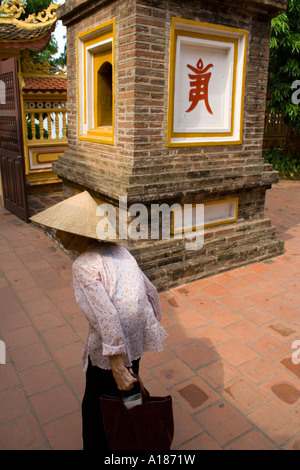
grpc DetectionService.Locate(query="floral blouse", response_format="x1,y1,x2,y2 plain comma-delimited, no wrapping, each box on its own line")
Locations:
72,242,167,371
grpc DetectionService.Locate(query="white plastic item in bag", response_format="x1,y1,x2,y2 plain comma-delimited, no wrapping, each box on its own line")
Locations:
123,393,142,409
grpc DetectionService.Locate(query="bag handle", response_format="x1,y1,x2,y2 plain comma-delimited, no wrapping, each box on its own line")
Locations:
120,374,150,402
131,373,150,401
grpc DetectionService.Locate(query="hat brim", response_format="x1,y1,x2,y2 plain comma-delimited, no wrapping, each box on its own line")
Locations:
30,191,117,241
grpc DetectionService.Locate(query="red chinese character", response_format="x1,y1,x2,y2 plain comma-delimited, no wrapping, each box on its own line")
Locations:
186,58,213,114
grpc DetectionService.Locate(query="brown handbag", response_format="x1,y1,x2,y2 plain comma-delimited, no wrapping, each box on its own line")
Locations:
99,376,174,450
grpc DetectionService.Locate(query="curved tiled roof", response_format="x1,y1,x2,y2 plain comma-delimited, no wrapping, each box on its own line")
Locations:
0,18,56,41
0,2,58,51
23,76,67,93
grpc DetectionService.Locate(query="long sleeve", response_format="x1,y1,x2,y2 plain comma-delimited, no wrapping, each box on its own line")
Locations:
72,243,167,371
73,276,127,357
142,272,162,322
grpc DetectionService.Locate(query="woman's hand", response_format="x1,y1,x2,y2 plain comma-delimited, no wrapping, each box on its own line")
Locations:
109,355,137,391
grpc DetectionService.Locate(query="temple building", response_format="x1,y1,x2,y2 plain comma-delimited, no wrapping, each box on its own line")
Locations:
0,1,67,221
56,0,285,289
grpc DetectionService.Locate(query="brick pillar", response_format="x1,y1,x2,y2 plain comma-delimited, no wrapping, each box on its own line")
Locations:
54,0,286,290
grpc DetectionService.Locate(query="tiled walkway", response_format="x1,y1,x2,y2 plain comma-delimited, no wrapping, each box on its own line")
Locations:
0,180,300,450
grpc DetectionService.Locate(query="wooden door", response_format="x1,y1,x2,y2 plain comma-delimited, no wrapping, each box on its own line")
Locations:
0,57,29,222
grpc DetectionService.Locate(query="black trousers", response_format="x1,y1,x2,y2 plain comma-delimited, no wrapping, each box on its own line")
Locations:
82,357,140,450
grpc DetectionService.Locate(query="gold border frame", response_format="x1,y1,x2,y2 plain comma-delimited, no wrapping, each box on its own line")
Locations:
172,197,239,234
171,30,238,139
167,18,248,147
77,19,115,146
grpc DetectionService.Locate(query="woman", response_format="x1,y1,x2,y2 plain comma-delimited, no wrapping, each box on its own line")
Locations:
30,191,167,450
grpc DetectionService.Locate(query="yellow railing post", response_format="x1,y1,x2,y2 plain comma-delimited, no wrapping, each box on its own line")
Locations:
55,111,60,139
39,112,43,140
24,103,68,144
62,109,67,138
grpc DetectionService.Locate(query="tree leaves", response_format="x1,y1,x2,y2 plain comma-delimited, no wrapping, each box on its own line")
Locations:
22,0,66,72
267,0,300,133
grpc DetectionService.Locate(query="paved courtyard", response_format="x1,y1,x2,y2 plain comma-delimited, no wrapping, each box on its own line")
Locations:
0,179,300,450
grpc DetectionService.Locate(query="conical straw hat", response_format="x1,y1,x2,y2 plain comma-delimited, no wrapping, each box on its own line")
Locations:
30,191,103,240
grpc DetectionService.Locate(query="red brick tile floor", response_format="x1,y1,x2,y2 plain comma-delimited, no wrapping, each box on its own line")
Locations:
0,180,300,450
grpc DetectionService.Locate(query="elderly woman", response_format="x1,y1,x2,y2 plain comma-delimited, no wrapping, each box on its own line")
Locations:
31,191,167,450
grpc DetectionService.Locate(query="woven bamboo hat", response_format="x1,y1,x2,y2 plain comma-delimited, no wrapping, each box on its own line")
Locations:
30,191,103,240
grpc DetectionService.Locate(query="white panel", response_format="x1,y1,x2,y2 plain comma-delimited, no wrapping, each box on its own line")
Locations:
174,37,234,134
204,200,237,225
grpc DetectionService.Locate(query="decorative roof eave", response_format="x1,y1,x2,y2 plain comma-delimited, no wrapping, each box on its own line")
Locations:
0,14,57,29
0,1,58,51
0,29,53,51
22,89,67,95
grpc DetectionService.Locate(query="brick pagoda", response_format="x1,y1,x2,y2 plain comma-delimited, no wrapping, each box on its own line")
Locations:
54,0,285,290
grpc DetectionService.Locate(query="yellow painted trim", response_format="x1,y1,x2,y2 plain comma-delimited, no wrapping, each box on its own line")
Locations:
77,19,115,145
26,147,67,174
167,139,243,147
171,17,248,37
83,29,114,126
27,169,60,177
82,29,113,49
0,51,19,60
87,127,113,137
170,31,238,139
77,19,115,40
27,178,62,185
0,16,57,30
167,19,176,146
167,17,248,147
239,31,248,145
171,197,239,234
168,28,237,140
203,197,239,228
78,134,115,145
25,142,68,149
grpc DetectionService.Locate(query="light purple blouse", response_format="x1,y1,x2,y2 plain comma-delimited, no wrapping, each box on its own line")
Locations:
72,242,167,371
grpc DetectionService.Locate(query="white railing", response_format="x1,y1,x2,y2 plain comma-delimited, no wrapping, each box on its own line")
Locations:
24,102,68,143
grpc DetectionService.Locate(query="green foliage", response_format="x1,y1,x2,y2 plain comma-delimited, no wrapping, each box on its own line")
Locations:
267,0,300,133
23,0,51,15
263,148,300,178
27,114,48,140
22,0,66,72
29,35,65,73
